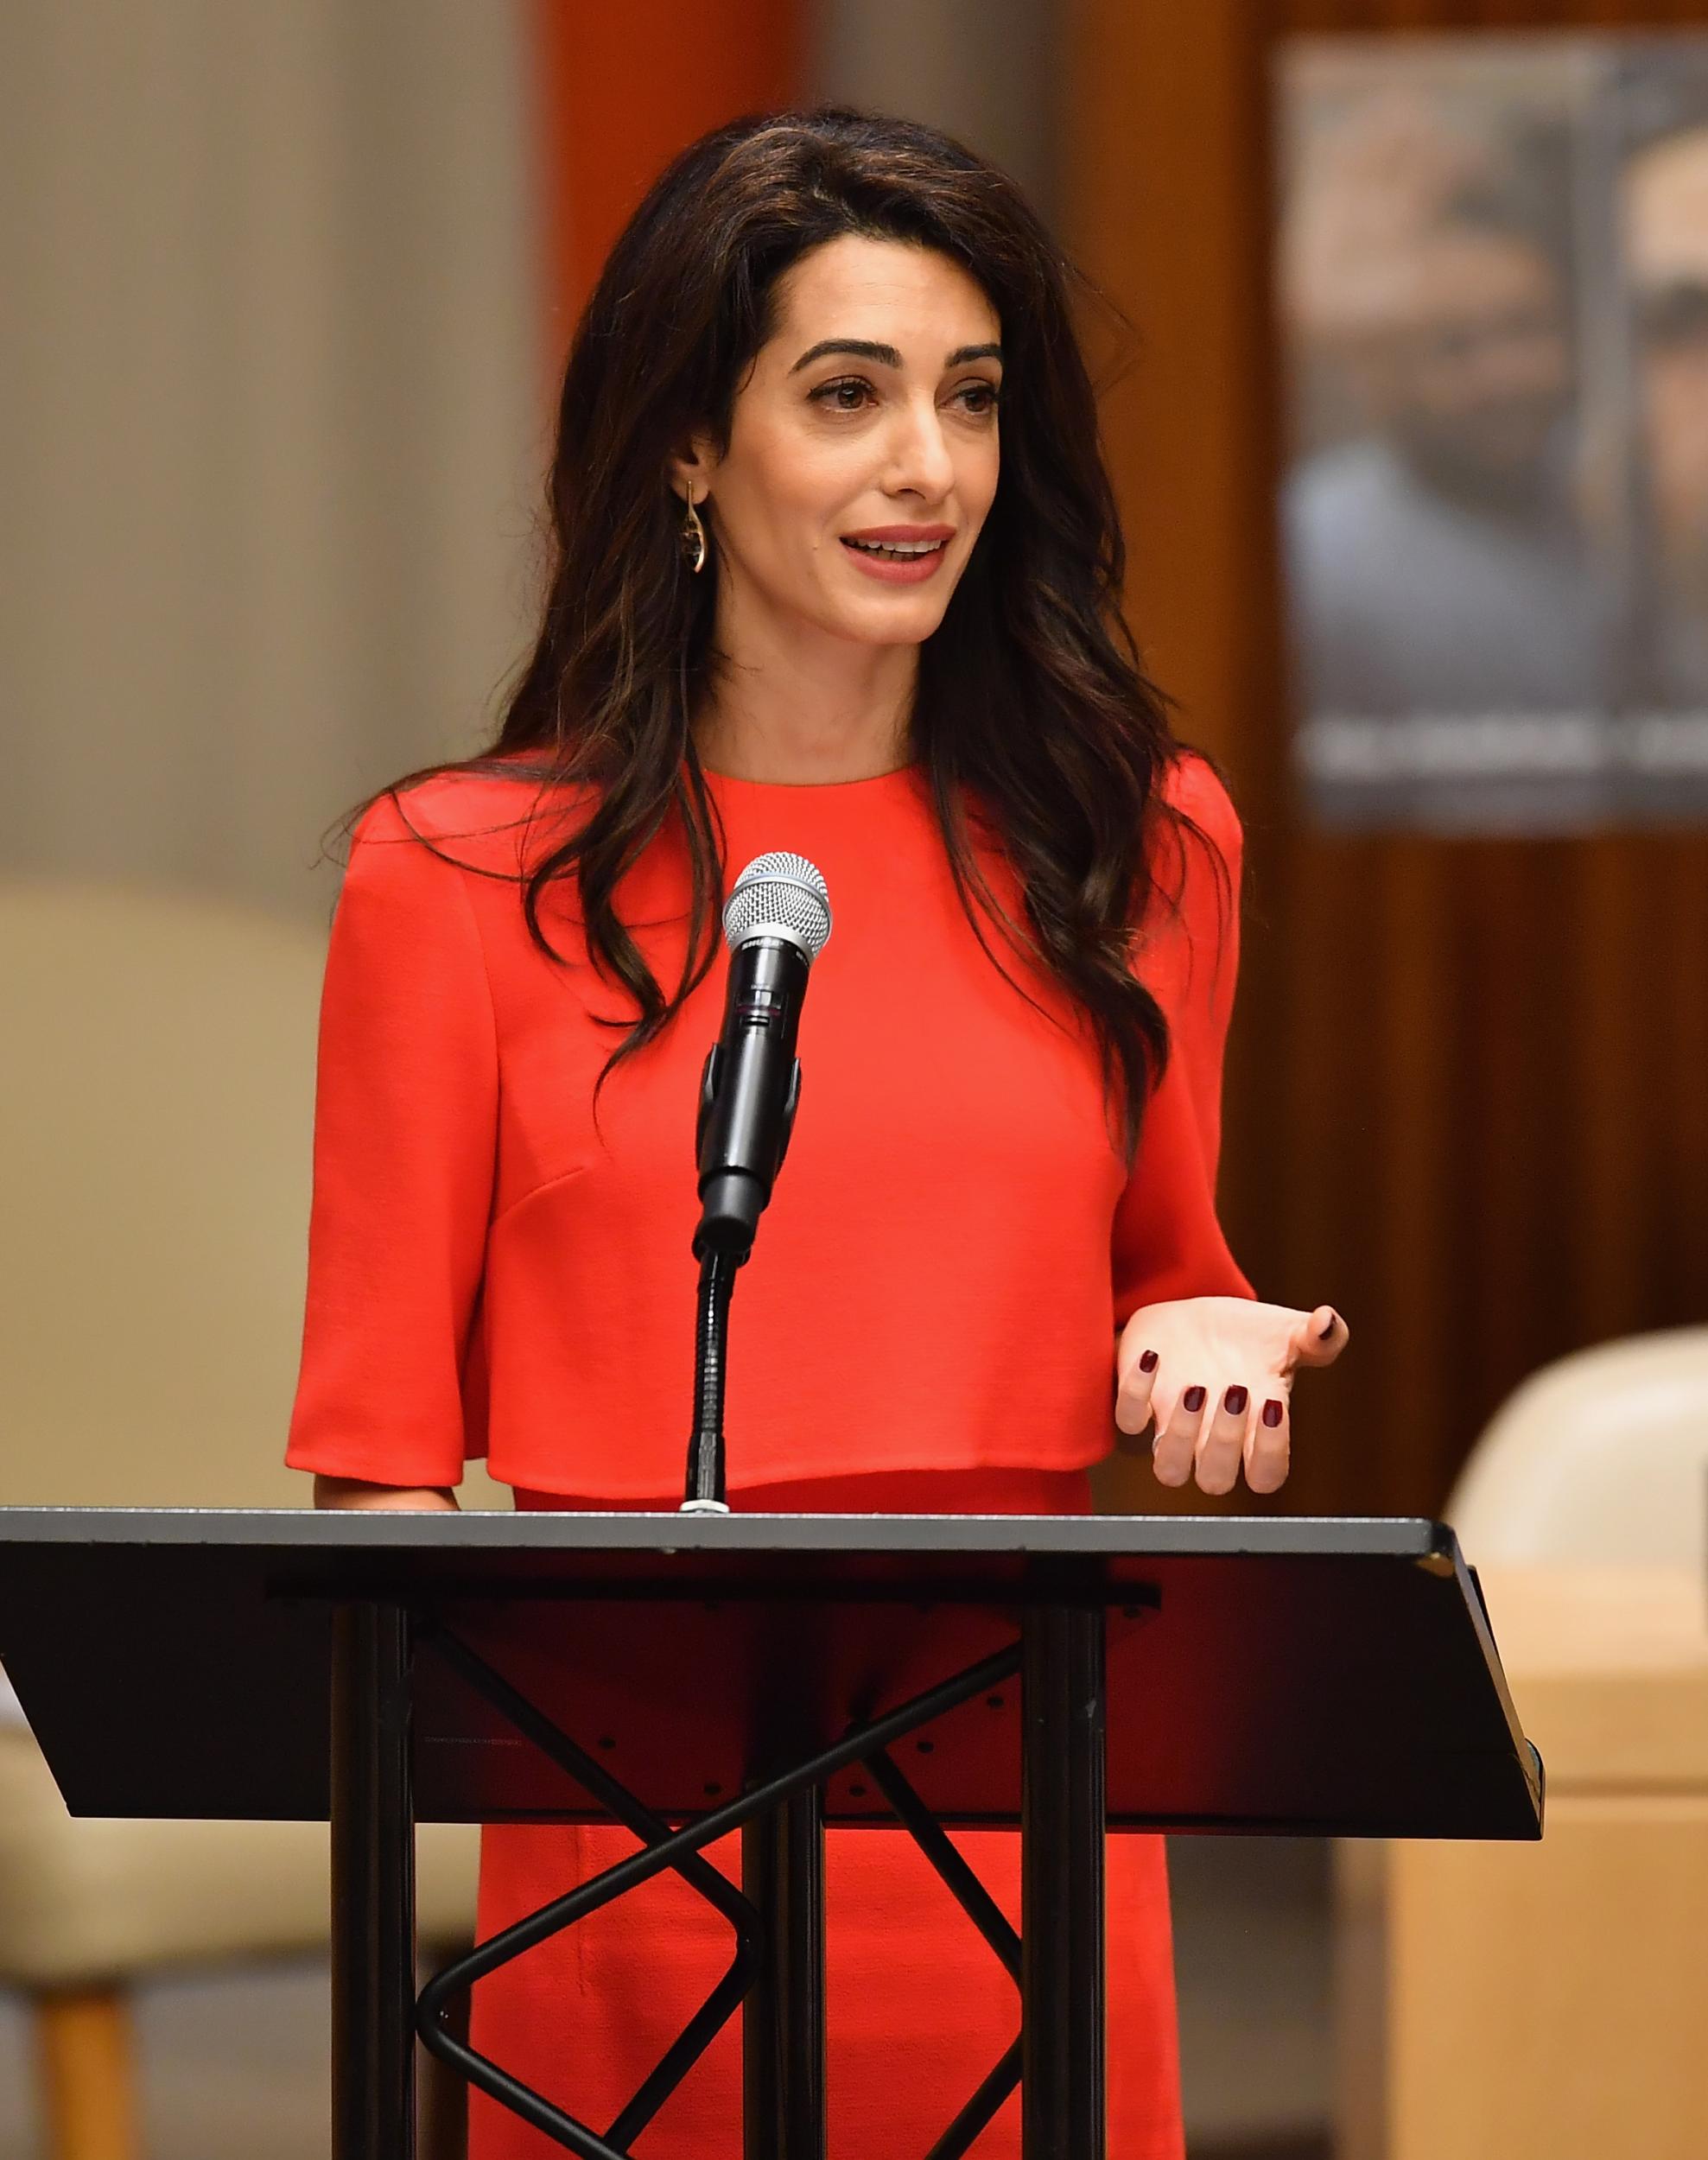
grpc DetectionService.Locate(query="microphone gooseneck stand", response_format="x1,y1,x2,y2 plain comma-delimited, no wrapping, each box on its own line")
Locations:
682,1243,740,1515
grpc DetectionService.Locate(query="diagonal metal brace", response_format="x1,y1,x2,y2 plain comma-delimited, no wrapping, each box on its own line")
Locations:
416,1623,759,2156
415,1625,1023,2155
860,1744,1024,2158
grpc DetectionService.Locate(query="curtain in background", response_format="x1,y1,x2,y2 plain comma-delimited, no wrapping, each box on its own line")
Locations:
0,0,544,923
534,0,801,332
809,0,1061,225
530,0,1051,337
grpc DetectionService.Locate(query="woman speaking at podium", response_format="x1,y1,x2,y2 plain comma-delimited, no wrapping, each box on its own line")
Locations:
286,105,1347,2160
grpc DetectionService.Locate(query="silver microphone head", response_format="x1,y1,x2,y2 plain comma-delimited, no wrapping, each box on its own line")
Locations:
722,851,832,961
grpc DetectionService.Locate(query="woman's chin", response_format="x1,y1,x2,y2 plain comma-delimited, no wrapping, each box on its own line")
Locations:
823,588,949,644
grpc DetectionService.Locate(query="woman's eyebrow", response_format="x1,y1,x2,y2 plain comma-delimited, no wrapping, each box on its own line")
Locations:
788,339,1004,373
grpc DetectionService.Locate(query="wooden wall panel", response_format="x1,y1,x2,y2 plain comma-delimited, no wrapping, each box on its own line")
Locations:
1069,0,1708,1516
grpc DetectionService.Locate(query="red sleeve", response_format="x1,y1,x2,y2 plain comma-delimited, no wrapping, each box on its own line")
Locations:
284,790,498,1487
1110,752,1254,1325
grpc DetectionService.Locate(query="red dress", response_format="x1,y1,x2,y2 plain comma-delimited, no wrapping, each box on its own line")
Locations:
286,748,1250,2157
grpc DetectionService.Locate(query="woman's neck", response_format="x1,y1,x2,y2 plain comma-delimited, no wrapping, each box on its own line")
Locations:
691,702,915,785
692,599,917,783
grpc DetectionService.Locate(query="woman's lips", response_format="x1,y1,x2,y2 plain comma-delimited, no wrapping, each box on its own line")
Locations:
839,537,949,584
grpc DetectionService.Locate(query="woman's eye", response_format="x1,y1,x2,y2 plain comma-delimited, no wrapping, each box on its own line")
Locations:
810,378,1001,416
813,378,873,412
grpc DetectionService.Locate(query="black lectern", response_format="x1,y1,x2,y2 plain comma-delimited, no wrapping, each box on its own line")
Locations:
0,1509,1542,2160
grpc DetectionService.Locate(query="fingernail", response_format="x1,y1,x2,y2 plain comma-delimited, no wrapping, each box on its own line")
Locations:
1318,1312,1339,1340
1223,1384,1248,1415
1139,1348,1159,1372
1262,1398,1284,1426
1183,1384,1206,1414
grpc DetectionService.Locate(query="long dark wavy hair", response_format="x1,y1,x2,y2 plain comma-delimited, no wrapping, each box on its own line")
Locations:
340,103,1230,1168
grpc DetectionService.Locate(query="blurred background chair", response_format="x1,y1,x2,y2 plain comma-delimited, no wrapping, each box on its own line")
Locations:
0,880,490,2160
1444,1325,1708,1569
1337,1326,1708,2160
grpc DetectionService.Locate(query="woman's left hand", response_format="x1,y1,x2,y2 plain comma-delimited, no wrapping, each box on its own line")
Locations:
1114,1297,1349,1496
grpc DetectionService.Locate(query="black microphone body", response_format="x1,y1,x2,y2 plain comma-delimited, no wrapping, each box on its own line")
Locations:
693,933,807,1260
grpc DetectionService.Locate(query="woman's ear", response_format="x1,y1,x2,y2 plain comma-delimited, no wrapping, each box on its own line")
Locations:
668,435,717,503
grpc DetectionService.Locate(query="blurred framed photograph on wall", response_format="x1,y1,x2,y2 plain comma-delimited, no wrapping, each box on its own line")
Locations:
1275,33,1708,833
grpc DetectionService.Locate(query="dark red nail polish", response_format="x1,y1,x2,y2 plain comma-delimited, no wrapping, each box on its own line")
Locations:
1183,1384,1206,1414
1139,1348,1159,1372
1223,1384,1248,1415
1262,1398,1283,1427
1318,1312,1339,1340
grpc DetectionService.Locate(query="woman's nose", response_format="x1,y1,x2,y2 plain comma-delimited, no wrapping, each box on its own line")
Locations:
881,402,957,499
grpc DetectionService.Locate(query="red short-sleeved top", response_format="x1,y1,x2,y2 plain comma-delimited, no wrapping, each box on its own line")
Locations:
283,749,1252,1496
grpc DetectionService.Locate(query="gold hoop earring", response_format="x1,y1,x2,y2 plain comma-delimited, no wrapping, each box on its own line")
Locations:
680,486,708,575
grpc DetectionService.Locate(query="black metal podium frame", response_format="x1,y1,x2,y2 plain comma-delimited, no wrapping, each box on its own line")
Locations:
0,1509,1544,2160
337,1601,1106,2160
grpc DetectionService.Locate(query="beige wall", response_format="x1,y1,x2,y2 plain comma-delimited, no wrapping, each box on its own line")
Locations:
0,1,541,1519
0,0,545,926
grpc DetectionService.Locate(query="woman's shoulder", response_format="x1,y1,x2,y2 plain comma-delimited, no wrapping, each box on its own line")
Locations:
1149,745,1241,901
350,750,597,877
1158,746,1241,858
